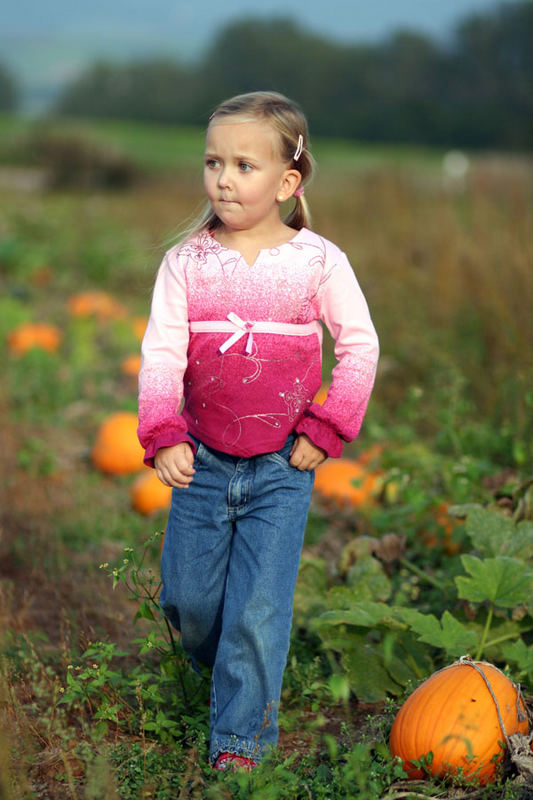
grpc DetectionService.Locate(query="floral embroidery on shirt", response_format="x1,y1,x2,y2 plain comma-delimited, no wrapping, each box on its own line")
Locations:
139,228,379,459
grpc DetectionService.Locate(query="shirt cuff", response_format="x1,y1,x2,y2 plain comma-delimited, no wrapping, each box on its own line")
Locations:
295,404,344,458
143,430,196,468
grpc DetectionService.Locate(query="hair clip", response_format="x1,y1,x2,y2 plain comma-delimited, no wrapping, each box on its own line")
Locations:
293,134,304,161
293,185,305,197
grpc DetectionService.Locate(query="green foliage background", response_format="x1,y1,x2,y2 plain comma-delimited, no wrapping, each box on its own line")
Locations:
0,112,532,797
55,2,533,149
3,1,532,149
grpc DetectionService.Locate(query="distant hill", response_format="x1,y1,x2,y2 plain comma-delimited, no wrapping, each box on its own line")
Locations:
0,33,200,112
0,0,503,112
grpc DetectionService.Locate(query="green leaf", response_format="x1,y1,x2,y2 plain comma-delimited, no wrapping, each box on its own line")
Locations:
326,576,390,608
346,555,392,602
448,503,483,519
94,703,120,722
293,557,328,626
400,608,477,656
326,585,373,607
328,673,351,703
456,555,533,608
483,619,527,659
501,639,533,674
341,637,403,701
134,600,156,622
465,508,515,556
66,670,77,687
386,634,433,685
313,601,408,632
316,630,362,655
507,521,533,560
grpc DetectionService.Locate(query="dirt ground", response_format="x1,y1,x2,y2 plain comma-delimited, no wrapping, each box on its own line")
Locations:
3,395,533,800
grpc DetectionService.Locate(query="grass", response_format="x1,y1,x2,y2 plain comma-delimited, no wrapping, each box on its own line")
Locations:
0,111,451,174
0,112,532,797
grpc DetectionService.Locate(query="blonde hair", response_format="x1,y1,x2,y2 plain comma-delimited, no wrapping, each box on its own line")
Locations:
180,91,315,242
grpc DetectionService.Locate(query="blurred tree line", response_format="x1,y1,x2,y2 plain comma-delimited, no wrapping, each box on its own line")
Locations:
3,0,532,148
0,63,18,111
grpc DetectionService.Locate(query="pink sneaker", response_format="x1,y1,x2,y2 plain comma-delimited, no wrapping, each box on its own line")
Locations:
213,752,258,772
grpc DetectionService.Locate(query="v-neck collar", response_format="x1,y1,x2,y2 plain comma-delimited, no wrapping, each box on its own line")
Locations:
208,227,307,268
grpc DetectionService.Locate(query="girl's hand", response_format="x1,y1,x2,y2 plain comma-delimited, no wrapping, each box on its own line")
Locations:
289,434,327,471
154,442,195,488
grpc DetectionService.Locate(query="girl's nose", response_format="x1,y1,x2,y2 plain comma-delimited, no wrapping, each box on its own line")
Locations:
217,168,231,189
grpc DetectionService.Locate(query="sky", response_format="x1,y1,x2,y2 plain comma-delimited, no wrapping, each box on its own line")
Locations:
1,0,506,111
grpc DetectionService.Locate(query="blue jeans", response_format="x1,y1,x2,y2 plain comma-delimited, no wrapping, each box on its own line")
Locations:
160,434,315,764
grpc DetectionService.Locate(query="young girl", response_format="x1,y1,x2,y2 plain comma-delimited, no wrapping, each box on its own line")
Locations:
137,91,379,771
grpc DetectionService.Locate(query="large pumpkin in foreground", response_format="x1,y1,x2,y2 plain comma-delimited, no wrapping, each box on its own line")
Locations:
91,412,145,475
390,659,529,785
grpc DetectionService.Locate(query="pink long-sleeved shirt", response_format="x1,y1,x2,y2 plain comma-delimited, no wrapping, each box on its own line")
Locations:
138,227,379,464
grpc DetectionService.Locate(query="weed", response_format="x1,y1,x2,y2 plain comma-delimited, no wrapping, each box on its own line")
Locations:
1,132,532,798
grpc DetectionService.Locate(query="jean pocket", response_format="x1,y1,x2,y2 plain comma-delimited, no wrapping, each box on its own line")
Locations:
188,435,206,465
264,435,296,470
265,451,291,469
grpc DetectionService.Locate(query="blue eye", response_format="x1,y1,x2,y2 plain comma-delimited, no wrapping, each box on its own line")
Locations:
205,158,219,169
239,162,252,172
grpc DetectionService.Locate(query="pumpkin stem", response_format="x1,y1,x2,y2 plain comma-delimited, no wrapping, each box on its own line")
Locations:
399,558,446,591
475,603,494,662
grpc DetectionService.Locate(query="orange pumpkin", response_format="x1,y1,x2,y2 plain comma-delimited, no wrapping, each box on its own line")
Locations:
390,659,530,785
357,443,384,466
422,502,462,555
121,354,142,377
91,412,145,475
7,322,62,355
132,316,148,341
67,290,126,319
313,384,330,405
314,458,381,507
131,470,172,515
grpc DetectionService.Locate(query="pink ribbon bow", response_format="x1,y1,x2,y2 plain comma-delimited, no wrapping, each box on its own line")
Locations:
219,312,255,354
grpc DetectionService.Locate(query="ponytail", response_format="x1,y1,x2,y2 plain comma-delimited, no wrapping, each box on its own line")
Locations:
285,193,312,230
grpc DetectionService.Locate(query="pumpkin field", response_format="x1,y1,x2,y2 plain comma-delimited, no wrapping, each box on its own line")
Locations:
1,116,533,799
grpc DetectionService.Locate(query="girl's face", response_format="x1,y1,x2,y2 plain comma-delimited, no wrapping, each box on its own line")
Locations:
204,115,299,234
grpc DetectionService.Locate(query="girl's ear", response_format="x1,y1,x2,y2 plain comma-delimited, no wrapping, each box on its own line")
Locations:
276,169,302,203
